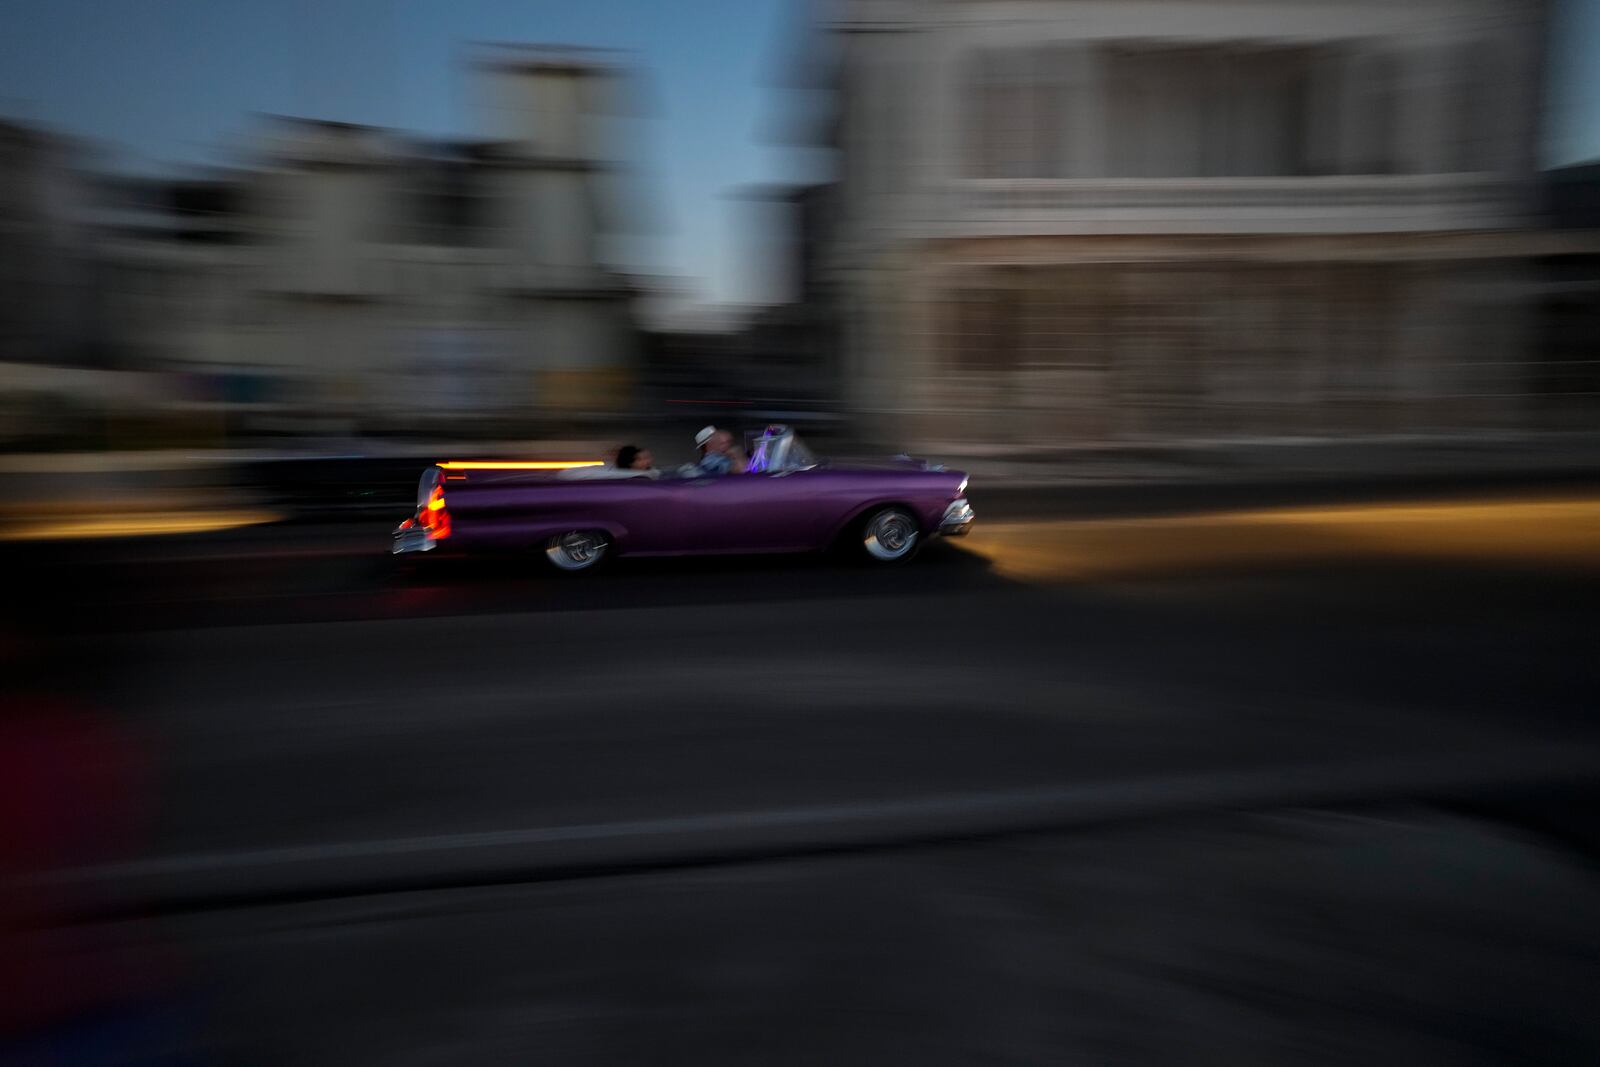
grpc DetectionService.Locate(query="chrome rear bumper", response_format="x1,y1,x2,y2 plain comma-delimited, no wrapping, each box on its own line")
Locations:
392,524,438,555
939,498,974,536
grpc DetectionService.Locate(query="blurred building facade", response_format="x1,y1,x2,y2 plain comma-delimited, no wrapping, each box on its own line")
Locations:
636,182,843,435
817,0,1590,449
2,45,639,445
0,123,99,370
726,182,842,416
1538,161,1600,407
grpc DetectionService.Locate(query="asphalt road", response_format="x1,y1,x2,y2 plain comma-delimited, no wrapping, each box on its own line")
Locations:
14,488,1600,1064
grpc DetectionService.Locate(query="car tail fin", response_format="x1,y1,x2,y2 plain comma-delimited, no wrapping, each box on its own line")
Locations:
416,467,452,540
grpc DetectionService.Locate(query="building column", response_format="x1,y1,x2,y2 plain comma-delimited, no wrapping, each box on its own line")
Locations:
901,257,945,447
1398,262,1449,434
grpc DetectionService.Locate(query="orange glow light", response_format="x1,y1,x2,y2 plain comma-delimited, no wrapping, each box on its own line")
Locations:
419,483,451,539
436,461,604,471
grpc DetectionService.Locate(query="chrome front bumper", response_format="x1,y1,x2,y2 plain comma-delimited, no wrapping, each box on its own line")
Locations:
392,524,438,555
939,498,974,536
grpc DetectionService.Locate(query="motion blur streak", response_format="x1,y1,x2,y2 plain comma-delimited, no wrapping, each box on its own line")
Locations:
435,461,605,471
966,495,1600,581
0,509,280,542
2,0,1599,1060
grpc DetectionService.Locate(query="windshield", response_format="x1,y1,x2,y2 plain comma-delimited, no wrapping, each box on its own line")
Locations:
745,425,816,474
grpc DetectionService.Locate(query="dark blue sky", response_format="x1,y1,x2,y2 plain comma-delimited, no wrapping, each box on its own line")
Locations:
1547,0,1600,167
3,0,1596,306
0,0,812,306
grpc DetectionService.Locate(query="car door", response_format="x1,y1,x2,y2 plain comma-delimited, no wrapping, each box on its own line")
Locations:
666,471,822,554
604,477,690,554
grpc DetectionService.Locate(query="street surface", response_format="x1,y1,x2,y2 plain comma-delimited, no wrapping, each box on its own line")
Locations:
16,486,1600,1064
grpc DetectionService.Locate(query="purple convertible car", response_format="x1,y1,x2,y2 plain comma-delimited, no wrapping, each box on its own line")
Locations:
392,425,973,571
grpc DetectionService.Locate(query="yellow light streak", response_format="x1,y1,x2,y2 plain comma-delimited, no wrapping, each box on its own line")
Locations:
2,510,282,542
436,461,604,471
959,496,1600,582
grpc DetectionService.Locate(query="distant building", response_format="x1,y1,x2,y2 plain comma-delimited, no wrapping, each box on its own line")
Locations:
813,0,1592,449
635,182,842,433
727,182,841,415
69,44,642,439
0,121,99,369
1535,162,1600,420
1546,161,1600,230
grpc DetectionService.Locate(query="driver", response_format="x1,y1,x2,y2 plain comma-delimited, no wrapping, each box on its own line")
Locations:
691,426,746,476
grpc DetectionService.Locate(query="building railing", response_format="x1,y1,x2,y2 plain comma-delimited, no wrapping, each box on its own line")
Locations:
918,174,1527,235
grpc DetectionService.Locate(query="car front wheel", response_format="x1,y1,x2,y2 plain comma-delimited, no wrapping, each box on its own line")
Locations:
545,530,610,572
860,507,920,564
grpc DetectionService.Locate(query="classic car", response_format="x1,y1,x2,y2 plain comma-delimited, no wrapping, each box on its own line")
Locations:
392,425,973,571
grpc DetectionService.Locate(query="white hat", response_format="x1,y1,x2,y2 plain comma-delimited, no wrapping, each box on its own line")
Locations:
695,425,717,448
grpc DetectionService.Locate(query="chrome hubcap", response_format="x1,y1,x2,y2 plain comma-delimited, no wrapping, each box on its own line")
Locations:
548,530,608,570
864,510,917,561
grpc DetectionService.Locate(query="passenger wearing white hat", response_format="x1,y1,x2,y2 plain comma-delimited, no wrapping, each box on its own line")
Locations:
689,425,745,476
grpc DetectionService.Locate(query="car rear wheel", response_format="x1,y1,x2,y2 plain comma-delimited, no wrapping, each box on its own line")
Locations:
860,507,920,564
545,530,610,572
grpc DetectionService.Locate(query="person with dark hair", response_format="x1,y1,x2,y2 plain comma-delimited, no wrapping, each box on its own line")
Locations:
559,444,657,480
615,444,655,472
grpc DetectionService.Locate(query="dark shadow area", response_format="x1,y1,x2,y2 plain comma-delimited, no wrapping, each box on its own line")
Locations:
17,534,1012,634
104,807,1600,1065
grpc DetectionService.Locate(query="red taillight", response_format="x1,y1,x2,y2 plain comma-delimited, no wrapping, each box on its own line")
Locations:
418,482,451,539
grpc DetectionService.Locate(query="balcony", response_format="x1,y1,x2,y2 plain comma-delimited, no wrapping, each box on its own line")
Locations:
919,174,1525,238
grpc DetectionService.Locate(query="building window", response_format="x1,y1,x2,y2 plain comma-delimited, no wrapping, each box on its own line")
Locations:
397,165,485,247
969,51,1029,178
968,49,1074,179
951,287,1019,374
1341,48,1398,176
964,42,1401,179
1104,44,1317,178
1446,40,1497,173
